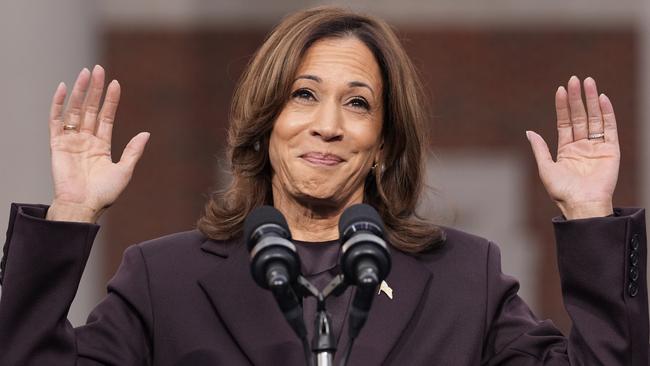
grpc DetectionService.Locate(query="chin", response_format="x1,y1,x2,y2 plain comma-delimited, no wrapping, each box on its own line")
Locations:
296,188,338,202
293,186,344,207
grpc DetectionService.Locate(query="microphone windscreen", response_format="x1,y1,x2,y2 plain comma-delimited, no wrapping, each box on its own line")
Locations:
243,206,290,251
338,204,384,239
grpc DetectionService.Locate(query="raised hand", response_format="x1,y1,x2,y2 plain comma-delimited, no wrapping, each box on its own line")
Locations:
527,76,620,219
47,65,150,223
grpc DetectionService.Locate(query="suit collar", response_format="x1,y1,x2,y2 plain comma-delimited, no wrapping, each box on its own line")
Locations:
336,249,432,365
198,239,432,365
199,236,234,258
198,241,306,365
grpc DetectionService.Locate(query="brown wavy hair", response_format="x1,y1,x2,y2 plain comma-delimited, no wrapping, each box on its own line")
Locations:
197,6,445,253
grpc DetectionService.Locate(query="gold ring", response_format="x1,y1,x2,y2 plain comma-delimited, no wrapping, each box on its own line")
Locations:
63,124,77,131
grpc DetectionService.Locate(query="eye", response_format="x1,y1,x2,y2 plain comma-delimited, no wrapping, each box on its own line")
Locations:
348,97,370,110
291,88,316,102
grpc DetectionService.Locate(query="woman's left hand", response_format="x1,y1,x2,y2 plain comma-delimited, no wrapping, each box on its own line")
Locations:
526,76,620,220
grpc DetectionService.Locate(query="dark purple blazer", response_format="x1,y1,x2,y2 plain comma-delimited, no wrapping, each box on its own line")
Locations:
0,203,647,365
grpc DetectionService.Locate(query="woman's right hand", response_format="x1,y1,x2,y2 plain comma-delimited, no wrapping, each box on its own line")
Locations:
46,65,150,223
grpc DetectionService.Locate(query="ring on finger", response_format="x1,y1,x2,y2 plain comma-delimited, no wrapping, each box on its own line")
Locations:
63,123,78,131
588,132,605,140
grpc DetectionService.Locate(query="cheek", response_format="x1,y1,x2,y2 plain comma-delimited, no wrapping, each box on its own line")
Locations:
271,109,310,149
268,136,293,180
274,104,310,132
268,113,303,173
348,122,382,154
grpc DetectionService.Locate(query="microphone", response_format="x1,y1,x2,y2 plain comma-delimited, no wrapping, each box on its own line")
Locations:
339,204,391,339
244,206,306,340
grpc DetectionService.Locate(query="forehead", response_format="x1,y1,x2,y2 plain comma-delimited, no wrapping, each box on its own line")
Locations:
296,37,382,90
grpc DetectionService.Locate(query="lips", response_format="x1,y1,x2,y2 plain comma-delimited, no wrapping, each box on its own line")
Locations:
300,152,345,166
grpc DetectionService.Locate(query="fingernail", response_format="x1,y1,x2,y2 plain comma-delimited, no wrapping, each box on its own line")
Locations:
93,64,101,72
556,86,564,93
525,131,531,140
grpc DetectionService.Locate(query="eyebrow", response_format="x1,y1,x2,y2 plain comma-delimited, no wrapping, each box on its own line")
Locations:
294,74,375,96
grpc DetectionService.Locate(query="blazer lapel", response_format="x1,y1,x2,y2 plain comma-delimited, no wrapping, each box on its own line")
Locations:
198,239,432,366
336,250,432,365
198,239,305,366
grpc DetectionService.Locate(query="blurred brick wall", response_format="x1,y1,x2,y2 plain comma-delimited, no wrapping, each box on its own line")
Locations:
103,27,637,332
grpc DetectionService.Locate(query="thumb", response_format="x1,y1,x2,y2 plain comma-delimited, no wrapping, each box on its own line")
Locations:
525,130,553,171
118,132,150,172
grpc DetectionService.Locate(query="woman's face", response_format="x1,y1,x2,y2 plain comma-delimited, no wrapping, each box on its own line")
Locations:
269,37,383,208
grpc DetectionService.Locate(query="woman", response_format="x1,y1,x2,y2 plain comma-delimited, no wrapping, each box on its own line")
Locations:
0,6,647,366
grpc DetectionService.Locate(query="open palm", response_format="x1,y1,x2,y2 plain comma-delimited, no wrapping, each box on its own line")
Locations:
527,76,619,219
48,66,149,222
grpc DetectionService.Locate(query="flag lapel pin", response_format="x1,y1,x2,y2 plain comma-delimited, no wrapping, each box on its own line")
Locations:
378,280,394,299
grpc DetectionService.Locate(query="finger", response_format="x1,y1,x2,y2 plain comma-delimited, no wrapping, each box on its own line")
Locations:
567,76,588,140
526,130,554,171
555,86,573,149
79,65,105,134
64,68,91,132
583,77,604,136
599,93,619,144
49,82,67,138
118,132,150,173
96,80,121,144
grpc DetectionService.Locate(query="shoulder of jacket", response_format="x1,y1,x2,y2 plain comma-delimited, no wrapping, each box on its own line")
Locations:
410,226,493,266
134,229,208,255
440,226,492,248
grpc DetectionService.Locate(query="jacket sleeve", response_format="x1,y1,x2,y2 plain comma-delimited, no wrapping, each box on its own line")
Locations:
0,203,153,366
483,207,648,365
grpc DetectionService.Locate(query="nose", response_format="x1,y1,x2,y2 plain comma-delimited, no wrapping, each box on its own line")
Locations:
310,100,343,142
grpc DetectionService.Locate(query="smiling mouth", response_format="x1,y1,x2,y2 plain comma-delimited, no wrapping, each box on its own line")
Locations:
300,152,345,166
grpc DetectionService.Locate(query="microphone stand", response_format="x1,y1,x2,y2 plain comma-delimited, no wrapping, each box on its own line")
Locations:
313,295,334,365
294,275,349,366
